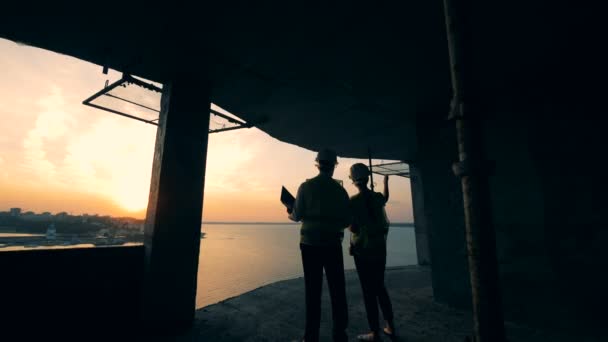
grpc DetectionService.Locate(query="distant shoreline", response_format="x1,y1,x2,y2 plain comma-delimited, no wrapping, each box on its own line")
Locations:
202,222,415,227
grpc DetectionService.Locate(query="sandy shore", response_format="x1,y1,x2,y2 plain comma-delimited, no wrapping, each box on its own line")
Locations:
173,266,598,342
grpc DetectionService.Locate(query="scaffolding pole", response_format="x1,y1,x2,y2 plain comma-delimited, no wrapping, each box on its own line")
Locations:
442,1,506,341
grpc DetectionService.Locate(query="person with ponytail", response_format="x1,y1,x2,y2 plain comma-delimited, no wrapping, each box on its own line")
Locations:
348,163,395,341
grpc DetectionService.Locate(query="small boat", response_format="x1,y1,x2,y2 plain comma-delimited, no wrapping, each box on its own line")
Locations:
111,238,126,245
46,223,57,240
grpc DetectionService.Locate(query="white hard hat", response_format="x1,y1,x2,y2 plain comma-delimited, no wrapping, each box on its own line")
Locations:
315,148,338,164
349,163,370,180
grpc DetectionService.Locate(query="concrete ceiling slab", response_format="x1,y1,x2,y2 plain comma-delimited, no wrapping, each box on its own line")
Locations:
0,2,453,161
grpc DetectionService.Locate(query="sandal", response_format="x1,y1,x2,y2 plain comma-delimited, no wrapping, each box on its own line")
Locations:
383,320,396,337
357,332,381,341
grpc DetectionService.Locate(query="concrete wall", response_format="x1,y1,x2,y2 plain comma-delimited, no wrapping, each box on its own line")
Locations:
413,104,608,335
483,108,608,334
0,246,144,336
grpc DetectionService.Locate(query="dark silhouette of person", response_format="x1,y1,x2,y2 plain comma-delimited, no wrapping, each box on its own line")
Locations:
348,163,395,341
287,148,351,342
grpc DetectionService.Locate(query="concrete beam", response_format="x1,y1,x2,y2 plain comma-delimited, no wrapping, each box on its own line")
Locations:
143,74,211,332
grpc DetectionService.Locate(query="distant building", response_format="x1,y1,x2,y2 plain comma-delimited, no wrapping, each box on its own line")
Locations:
26,212,53,222
9,208,21,217
97,228,111,238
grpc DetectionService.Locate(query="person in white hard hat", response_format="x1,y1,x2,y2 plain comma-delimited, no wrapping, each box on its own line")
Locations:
348,163,395,341
287,148,351,342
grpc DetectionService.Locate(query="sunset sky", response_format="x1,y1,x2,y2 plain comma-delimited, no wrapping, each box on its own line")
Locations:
0,38,413,222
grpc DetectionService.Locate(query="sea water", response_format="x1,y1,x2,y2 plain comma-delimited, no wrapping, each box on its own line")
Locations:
196,223,417,308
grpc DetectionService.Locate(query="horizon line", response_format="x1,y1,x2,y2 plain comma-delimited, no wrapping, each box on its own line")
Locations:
201,221,415,225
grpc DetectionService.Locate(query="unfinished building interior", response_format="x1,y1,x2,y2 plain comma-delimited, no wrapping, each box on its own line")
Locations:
0,2,606,341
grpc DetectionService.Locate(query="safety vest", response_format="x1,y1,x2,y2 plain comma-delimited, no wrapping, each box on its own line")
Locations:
296,174,351,246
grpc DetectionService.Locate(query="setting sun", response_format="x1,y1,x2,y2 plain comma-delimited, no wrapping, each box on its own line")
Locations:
112,180,149,212
113,193,148,213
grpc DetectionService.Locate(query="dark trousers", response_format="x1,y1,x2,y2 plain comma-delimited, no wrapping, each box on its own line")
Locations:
354,252,394,333
300,243,348,342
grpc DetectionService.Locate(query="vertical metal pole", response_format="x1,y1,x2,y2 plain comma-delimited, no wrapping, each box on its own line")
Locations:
442,1,506,341
368,147,375,191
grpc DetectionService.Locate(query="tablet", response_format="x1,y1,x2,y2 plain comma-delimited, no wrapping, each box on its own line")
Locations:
280,186,295,209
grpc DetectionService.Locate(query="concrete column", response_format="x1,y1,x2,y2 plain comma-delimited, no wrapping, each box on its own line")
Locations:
411,118,471,308
143,74,211,331
409,166,431,266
